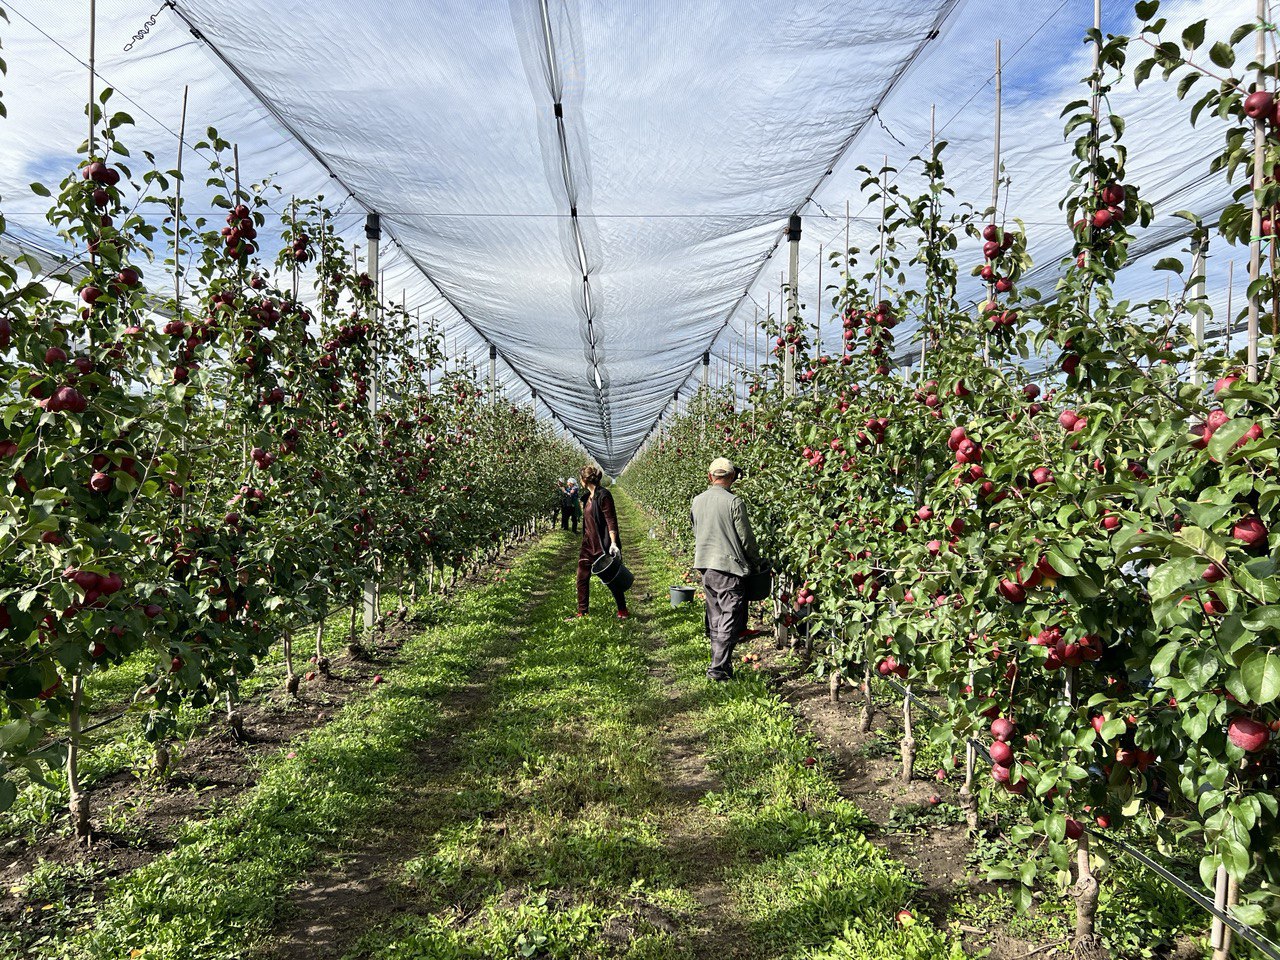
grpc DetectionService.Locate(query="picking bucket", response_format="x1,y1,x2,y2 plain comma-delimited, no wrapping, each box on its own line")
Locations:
670,585,696,607
591,552,634,593
744,569,773,602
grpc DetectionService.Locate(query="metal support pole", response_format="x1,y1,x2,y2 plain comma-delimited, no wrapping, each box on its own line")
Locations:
701,351,710,391
363,213,381,631
785,214,801,397
1247,0,1266,382
88,0,97,158
1191,234,1208,386
489,343,498,403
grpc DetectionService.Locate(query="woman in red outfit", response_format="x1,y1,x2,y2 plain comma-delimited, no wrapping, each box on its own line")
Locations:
572,465,629,619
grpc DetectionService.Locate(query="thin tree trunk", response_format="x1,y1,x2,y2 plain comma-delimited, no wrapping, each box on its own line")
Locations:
67,674,90,840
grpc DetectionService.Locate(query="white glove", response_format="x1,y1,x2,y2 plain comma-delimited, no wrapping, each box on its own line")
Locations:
609,542,620,557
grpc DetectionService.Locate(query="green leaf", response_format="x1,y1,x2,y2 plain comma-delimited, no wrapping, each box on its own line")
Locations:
28,181,50,197
1235,648,1280,704
1209,41,1235,68
1153,257,1183,273
1181,19,1206,50
1135,0,1160,21
1208,419,1250,461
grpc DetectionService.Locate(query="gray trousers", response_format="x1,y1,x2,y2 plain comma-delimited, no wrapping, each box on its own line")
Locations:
702,569,747,680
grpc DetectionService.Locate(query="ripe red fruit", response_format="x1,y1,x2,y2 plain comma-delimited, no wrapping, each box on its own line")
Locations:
1031,466,1054,486
989,740,1014,766
99,573,123,595
916,506,933,522
996,579,1025,603
1233,516,1268,549
1092,209,1114,229
1214,375,1238,396
80,286,103,304
1100,183,1124,206
89,640,108,659
1227,716,1271,752
982,223,999,242
170,656,184,673
1101,513,1121,532
1202,563,1226,583
926,539,942,556
89,471,112,493
372,674,384,685
991,717,1015,742
1065,818,1084,840
1206,409,1229,432
44,346,68,365
117,267,141,287
1244,90,1276,119
1237,423,1264,447
1058,409,1078,430
991,763,1012,784
953,380,971,398
0,316,10,350
1095,814,1112,829
144,604,163,619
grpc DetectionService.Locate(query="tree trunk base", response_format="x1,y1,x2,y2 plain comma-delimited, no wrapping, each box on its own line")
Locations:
69,792,91,841
829,671,841,704
227,712,245,742
347,642,367,661
959,786,979,832
901,735,916,782
317,656,331,677
1071,934,1108,960
285,673,300,697
152,742,171,778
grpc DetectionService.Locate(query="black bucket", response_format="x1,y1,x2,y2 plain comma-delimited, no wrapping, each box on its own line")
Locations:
744,569,773,602
670,585,696,607
591,552,634,593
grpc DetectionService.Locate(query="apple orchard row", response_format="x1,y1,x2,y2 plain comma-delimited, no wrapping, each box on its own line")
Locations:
0,106,575,828
629,7,1279,943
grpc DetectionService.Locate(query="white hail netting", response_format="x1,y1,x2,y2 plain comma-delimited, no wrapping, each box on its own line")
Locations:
0,0,1255,471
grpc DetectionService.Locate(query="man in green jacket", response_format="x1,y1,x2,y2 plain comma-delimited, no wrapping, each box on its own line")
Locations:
691,457,762,681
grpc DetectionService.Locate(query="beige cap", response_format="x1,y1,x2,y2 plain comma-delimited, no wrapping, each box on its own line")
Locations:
708,456,738,478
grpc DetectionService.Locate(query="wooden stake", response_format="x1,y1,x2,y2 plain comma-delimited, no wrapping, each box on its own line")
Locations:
1227,259,1235,356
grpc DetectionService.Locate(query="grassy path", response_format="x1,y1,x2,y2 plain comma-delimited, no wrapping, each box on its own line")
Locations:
329,492,967,960
24,497,970,960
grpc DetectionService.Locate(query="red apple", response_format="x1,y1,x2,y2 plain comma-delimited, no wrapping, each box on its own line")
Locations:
1233,516,1268,549
991,717,1016,742
1244,90,1275,119
989,740,1014,766
1227,716,1271,752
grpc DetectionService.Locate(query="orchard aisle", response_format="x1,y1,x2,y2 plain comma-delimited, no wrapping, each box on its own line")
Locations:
312,491,965,960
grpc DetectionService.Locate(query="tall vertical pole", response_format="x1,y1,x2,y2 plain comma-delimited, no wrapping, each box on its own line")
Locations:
875,157,887,305
1247,0,1266,382
174,86,189,307
921,104,936,377
88,0,97,158
1191,234,1208,386
489,343,498,403
701,351,710,391
987,41,1001,366
363,213,381,631
1227,260,1236,355
816,243,823,361
845,199,851,276
785,214,801,397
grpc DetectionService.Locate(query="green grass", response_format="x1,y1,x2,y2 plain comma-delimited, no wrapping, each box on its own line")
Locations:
17,494,977,960
12,534,576,960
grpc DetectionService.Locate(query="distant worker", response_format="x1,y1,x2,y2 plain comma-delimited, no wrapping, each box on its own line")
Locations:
561,478,581,532
691,457,761,681
571,466,630,620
